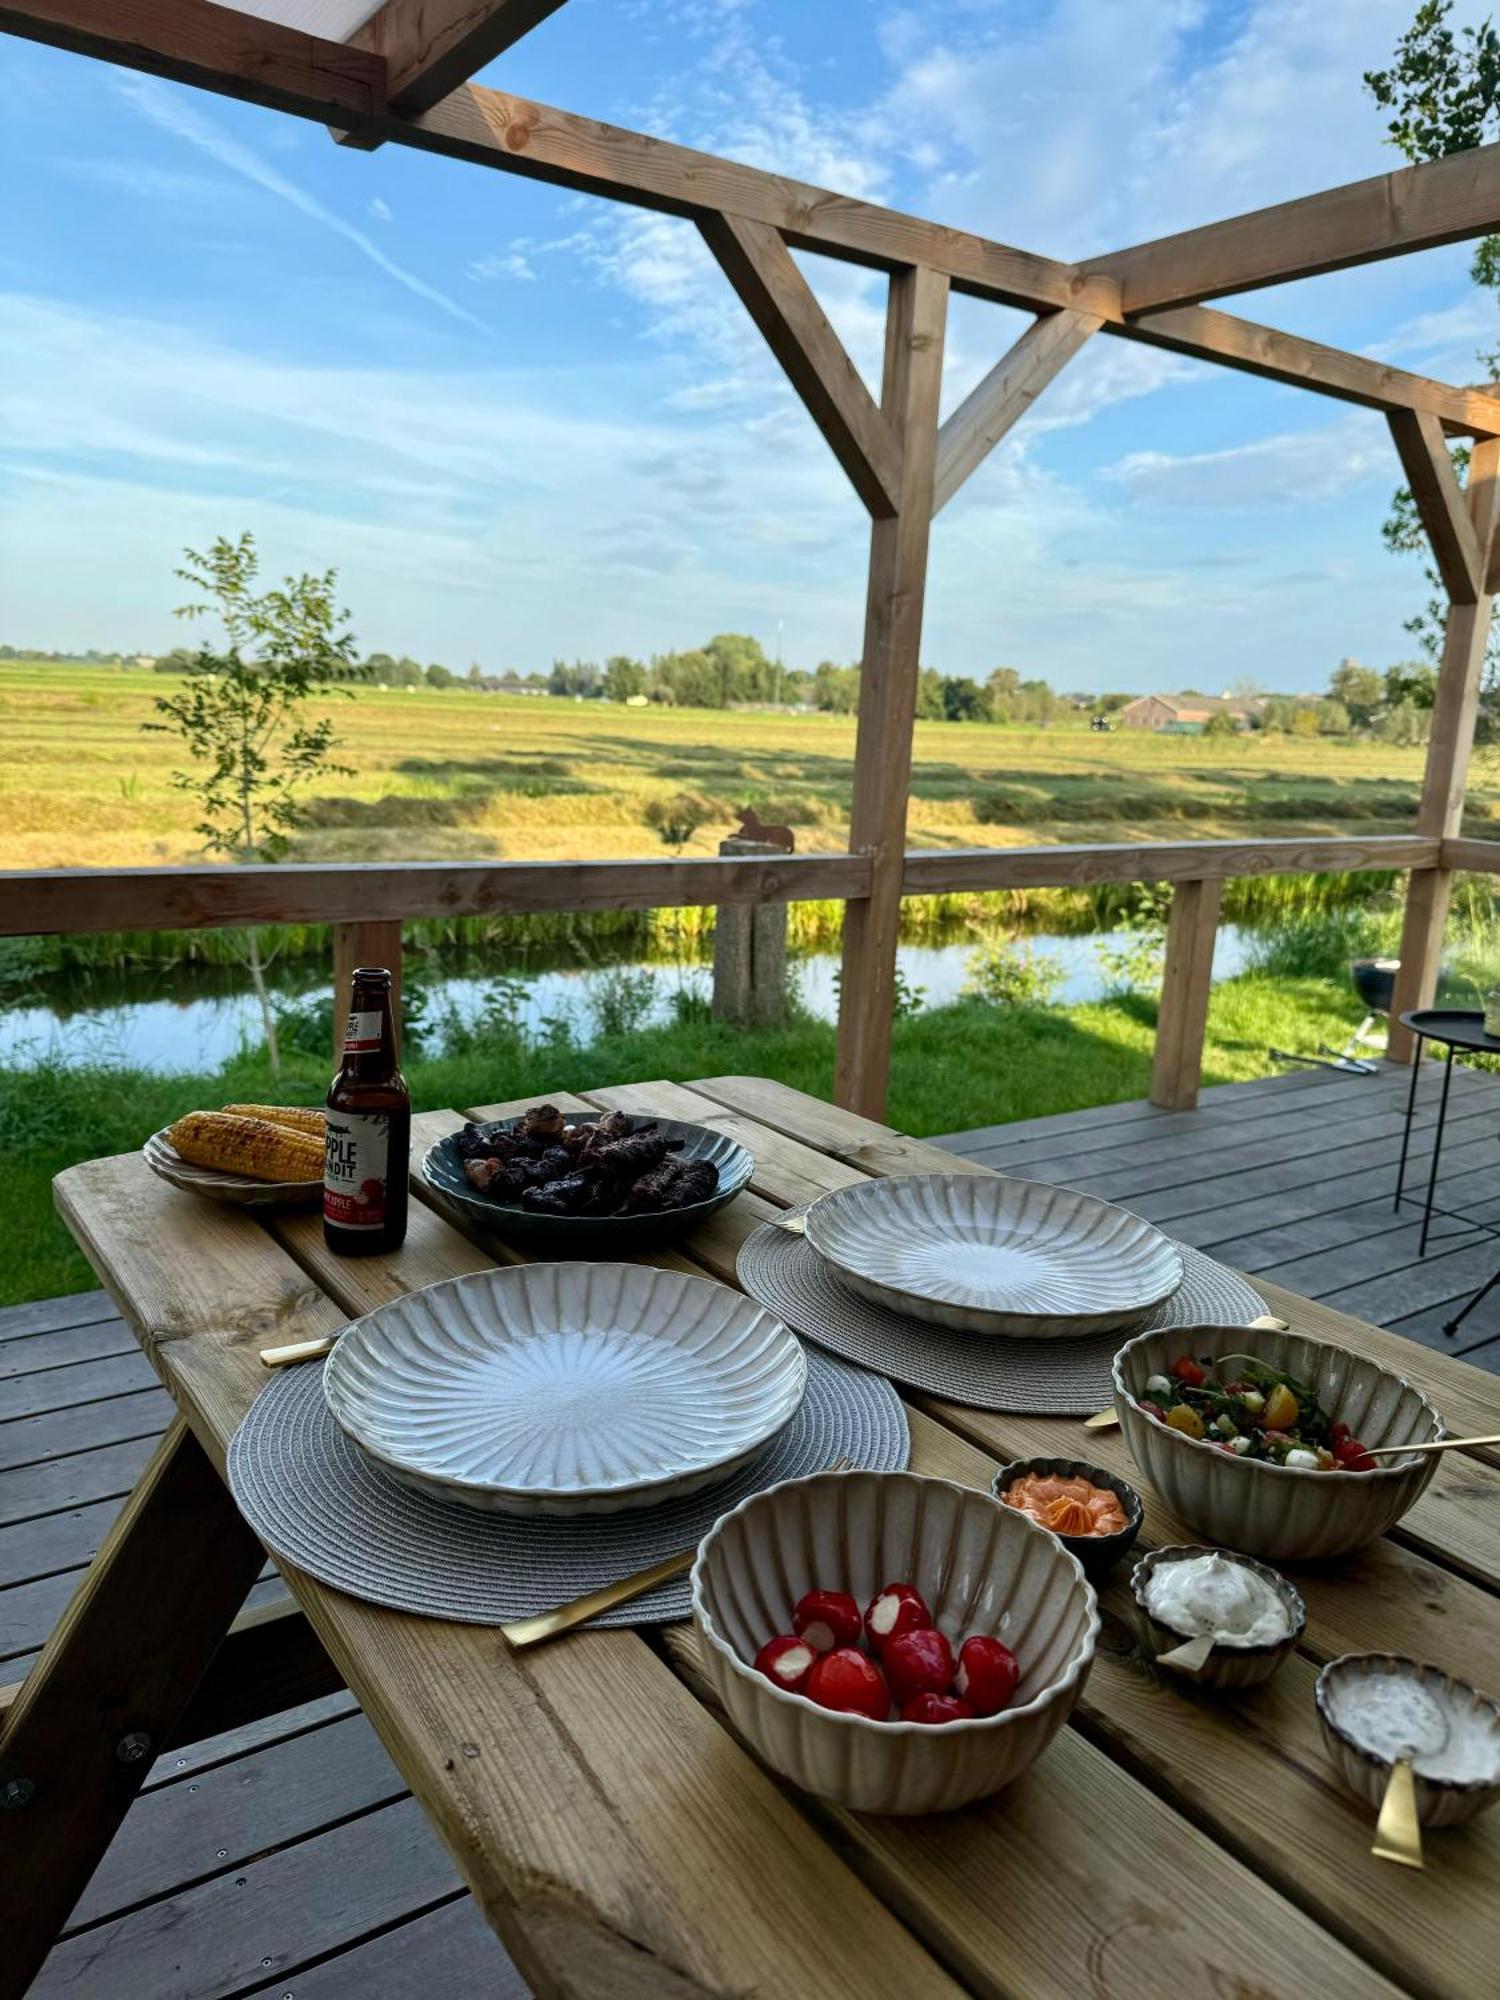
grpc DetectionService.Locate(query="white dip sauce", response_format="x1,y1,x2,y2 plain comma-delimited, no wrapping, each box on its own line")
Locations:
1330,1673,1500,1784
1144,1552,1290,1648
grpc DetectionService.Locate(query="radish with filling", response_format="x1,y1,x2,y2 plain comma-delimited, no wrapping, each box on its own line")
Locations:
865,1581,931,1649
753,1635,817,1692
792,1588,862,1654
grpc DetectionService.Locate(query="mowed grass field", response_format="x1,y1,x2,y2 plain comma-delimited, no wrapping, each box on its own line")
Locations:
5,661,1494,872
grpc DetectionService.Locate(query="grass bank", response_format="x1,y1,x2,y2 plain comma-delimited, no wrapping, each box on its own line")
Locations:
1,968,1366,1306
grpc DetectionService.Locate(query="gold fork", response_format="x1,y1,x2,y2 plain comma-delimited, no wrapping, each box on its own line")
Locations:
500,1455,855,1650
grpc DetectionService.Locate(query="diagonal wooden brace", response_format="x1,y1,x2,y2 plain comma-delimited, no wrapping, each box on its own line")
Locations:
932,307,1102,516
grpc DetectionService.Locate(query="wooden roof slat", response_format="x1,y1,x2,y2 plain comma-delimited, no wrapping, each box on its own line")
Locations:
349,0,566,114
0,0,387,125
1092,137,1500,312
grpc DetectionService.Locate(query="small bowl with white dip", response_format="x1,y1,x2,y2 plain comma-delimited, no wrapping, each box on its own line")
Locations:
1131,1545,1305,1690
1315,1654,1500,1828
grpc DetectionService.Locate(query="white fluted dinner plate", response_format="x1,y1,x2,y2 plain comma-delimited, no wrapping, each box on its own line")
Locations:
323,1262,808,1515
804,1173,1184,1338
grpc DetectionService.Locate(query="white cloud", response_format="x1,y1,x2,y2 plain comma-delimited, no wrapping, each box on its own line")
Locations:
367,196,393,223
1105,415,1394,509
468,247,539,283
117,76,487,333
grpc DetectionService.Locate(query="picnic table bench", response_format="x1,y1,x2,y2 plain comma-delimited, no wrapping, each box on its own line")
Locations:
5,1075,1500,1999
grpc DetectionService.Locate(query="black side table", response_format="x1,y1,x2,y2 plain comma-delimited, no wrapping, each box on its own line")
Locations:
1393,1008,1500,1256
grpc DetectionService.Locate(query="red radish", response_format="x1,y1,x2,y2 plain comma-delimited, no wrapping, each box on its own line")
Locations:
753,1635,817,1692
865,1581,931,1649
901,1692,975,1724
792,1589,862,1654
955,1636,1019,1716
881,1626,955,1706
804,1647,890,1721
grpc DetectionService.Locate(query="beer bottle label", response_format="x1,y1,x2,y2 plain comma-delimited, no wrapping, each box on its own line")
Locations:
343,1009,383,1054
324,1111,390,1229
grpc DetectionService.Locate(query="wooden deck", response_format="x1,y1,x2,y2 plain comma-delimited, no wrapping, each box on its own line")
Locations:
5,1058,1499,1993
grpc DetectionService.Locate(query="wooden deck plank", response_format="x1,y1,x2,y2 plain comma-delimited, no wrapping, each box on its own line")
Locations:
0,1433,158,1528
0,1496,122,1588
32,1795,466,2000
0,1387,170,1472
65,1709,409,1931
0,1319,137,1379
0,1293,119,1341
2,1572,287,1677
238,1895,521,1999
0,1349,159,1420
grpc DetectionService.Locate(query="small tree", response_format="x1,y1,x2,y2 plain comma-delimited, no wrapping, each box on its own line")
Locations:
644,792,714,853
146,533,360,1068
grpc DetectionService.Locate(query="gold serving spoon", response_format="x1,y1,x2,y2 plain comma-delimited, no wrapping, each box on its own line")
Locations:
1372,1756,1424,1870
1364,1433,1500,1458
1082,1314,1290,1429
1154,1632,1216,1674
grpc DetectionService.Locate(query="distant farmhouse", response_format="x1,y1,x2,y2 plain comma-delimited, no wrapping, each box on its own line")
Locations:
1117,691,1265,734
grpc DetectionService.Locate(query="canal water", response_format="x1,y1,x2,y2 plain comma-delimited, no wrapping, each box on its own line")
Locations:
0,925,1257,1073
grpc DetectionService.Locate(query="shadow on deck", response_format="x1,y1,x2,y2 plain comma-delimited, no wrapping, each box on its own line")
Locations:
5,1058,1499,1993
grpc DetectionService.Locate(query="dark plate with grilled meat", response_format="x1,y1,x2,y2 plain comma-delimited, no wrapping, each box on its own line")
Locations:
420,1104,755,1249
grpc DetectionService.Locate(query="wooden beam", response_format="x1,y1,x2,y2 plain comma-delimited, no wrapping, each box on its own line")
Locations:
1150,879,1222,1111
1388,408,1485,602
1092,138,1500,311
9,14,1500,441
352,0,565,115
0,0,386,128
834,267,948,1119
699,212,902,517
932,309,1101,516
1439,835,1500,872
0,851,873,938
1389,435,1500,1060
1120,305,1500,439
900,834,1440,895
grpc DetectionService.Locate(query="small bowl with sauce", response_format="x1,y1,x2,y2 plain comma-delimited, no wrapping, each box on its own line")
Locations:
1131,1544,1305,1690
993,1457,1143,1580
1316,1654,1500,1827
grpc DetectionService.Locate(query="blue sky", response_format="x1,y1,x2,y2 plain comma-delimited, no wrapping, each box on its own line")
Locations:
1,0,1495,691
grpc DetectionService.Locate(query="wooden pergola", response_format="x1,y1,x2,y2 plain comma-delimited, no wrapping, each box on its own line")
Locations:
8,0,1500,1108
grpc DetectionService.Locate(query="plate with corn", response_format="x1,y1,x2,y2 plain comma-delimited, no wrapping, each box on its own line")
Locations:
145,1105,325,1207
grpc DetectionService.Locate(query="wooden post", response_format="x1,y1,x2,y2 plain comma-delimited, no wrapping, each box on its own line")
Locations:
1388,435,1500,1063
712,838,788,1026
331,919,403,1065
1150,878,1221,1110
833,266,949,1118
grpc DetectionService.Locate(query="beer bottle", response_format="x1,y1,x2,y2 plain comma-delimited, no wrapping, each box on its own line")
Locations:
324,966,410,1256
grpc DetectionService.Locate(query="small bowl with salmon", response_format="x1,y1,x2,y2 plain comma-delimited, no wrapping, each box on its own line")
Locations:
992,1457,1144,1580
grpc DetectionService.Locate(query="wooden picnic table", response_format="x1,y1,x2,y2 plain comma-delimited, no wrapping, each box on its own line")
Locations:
6,1075,1500,2000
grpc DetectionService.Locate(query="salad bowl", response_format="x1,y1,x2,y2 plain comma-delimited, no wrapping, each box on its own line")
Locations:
692,1469,1099,1815
324,1262,806,1516
1112,1321,1442,1560
803,1173,1184,1338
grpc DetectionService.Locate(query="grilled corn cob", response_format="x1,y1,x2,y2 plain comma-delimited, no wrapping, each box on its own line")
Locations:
167,1111,323,1183
222,1103,326,1137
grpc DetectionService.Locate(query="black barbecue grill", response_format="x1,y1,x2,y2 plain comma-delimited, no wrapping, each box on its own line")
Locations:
1268,955,1398,1075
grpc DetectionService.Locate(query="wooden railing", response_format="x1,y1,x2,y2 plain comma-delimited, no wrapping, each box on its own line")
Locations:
2,830,1475,1114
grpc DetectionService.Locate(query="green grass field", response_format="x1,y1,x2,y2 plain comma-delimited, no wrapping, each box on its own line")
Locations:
4,660,1493,873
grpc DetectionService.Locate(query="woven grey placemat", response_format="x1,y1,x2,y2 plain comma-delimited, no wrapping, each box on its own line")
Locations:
227,1345,907,1628
736,1224,1265,1416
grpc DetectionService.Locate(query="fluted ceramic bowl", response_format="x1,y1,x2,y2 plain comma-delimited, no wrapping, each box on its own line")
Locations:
992,1457,1144,1580
804,1173,1183,1338
422,1113,753,1250
324,1262,807,1516
692,1469,1099,1815
1113,1322,1442,1560
1316,1654,1500,1827
143,1127,321,1209
1131,1544,1305,1690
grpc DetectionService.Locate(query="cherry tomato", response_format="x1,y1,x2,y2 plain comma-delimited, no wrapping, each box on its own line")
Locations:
1165,1403,1206,1439
865,1582,932,1649
1331,1421,1352,1446
1334,1436,1376,1471
753,1635,817,1692
900,1692,975,1724
1139,1399,1167,1423
804,1647,890,1721
792,1589,862,1653
1262,1383,1300,1432
881,1627,955,1706
1170,1356,1207,1387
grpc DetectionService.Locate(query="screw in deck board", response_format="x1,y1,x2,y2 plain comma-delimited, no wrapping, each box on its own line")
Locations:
114,1730,152,1765
0,1777,36,1810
